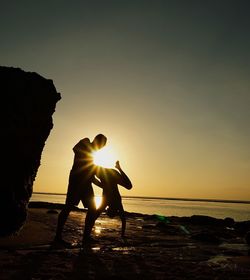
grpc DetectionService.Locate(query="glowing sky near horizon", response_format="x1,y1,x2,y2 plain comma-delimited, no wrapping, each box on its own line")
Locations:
0,0,249,200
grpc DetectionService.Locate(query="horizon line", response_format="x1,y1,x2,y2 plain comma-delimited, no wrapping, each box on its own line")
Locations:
33,192,250,204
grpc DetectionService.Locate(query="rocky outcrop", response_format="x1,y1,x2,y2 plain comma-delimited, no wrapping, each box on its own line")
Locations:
0,66,61,236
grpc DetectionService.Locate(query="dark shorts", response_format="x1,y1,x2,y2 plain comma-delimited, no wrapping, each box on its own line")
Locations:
65,182,95,209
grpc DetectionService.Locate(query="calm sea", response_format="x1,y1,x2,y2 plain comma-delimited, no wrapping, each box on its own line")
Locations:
30,193,250,222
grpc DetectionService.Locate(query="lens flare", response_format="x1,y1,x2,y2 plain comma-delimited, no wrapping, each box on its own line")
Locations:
94,196,103,209
93,146,116,168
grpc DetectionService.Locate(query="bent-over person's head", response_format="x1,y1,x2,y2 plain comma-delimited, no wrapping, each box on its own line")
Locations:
92,134,107,150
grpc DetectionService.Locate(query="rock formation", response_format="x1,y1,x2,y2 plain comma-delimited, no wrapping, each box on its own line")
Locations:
0,66,61,236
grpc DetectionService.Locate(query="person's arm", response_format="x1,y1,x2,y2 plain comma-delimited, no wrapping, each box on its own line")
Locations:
115,161,132,190
92,176,103,188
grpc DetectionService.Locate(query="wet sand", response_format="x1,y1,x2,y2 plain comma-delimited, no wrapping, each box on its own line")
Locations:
0,202,249,279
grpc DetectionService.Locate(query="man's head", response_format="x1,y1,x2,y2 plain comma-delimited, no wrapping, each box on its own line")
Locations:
73,137,91,153
92,134,107,150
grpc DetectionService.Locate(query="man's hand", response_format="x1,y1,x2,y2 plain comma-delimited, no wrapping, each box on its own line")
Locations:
115,160,121,170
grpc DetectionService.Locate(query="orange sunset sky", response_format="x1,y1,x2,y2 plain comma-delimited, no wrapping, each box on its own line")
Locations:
1,1,249,200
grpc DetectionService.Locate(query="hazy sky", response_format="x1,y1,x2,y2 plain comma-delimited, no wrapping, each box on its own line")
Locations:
1,1,250,200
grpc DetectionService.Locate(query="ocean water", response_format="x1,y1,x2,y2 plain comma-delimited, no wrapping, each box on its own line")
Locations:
30,193,250,222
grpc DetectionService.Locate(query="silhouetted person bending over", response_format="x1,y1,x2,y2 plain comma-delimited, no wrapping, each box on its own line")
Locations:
95,161,132,238
54,134,107,246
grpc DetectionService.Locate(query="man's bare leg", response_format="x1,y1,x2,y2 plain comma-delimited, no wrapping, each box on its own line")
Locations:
82,208,97,243
54,205,71,242
82,203,106,244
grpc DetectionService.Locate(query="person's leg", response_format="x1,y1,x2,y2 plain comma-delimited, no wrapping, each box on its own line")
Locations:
82,199,107,243
54,205,72,241
120,214,126,238
82,207,96,242
119,209,126,238
94,196,107,221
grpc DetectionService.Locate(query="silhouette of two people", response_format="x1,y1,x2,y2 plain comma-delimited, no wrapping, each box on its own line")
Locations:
54,133,132,247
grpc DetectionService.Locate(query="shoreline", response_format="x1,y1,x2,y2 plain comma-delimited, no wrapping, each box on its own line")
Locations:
28,201,250,222
1,203,249,279
33,192,250,204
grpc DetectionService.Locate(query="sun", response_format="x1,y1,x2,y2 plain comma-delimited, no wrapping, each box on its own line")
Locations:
92,146,117,168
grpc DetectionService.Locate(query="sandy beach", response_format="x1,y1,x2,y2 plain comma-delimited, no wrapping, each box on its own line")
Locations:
0,202,249,280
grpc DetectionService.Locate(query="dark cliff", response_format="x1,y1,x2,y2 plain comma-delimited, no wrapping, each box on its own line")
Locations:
0,66,61,236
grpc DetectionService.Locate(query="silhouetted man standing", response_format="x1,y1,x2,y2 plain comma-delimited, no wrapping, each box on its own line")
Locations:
54,134,107,246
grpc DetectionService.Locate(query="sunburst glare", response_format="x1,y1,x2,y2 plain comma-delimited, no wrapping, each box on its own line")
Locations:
93,146,117,168
94,195,103,209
